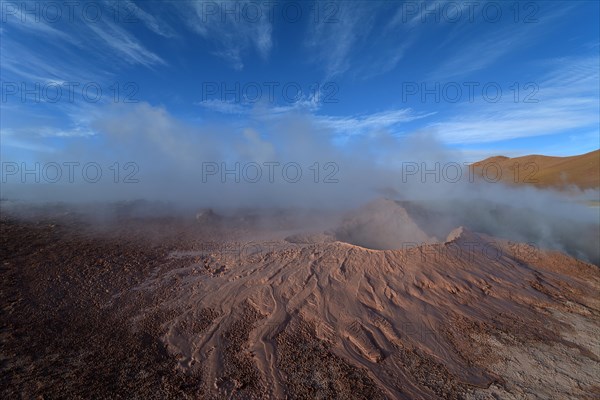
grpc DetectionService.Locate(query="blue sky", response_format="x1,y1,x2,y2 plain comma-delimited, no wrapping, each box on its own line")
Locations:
1,0,599,163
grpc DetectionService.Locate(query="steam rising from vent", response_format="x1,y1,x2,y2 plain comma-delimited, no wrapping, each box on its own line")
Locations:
334,199,437,250
1,103,598,263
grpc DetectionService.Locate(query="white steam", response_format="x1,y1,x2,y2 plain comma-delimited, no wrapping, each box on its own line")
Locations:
2,102,598,263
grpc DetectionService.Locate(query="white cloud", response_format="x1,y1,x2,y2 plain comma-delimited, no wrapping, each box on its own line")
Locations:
428,57,600,144
87,19,166,67
110,0,176,38
174,0,273,69
429,33,519,80
195,98,433,137
428,2,579,80
195,99,248,114
305,2,374,78
314,109,436,135
1,2,79,44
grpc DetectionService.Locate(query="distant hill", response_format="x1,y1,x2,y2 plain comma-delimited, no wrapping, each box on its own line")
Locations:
471,149,599,189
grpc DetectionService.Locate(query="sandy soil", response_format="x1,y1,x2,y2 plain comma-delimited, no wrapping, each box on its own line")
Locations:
1,203,598,399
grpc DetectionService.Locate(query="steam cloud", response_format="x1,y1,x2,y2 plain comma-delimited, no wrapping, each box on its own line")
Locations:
2,102,599,264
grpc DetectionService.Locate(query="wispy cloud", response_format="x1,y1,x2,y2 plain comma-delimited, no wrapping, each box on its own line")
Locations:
0,30,97,84
314,109,435,135
0,0,166,149
428,57,600,143
111,0,176,38
1,2,79,43
387,0,451,29
2,1,165,71
428,31,519,80
305,2,374,78
195,99,249,114
174,0,273,70
428,2,579,80
195,93,322,116
87,19,166,67
195,98,433,136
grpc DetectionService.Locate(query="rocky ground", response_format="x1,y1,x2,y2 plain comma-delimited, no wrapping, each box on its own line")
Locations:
1,203,598,399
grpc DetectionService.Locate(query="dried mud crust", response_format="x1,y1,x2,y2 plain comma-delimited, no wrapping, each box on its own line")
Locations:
442,313,600,400
2,212,600,399
0,218,202,399
385,345,473,400
275,319,387,400
213,304,268,399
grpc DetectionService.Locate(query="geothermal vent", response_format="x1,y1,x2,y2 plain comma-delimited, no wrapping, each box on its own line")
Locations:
334,198,438,250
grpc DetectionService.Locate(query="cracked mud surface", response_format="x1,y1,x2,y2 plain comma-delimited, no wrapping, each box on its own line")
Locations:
1,207,599,399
